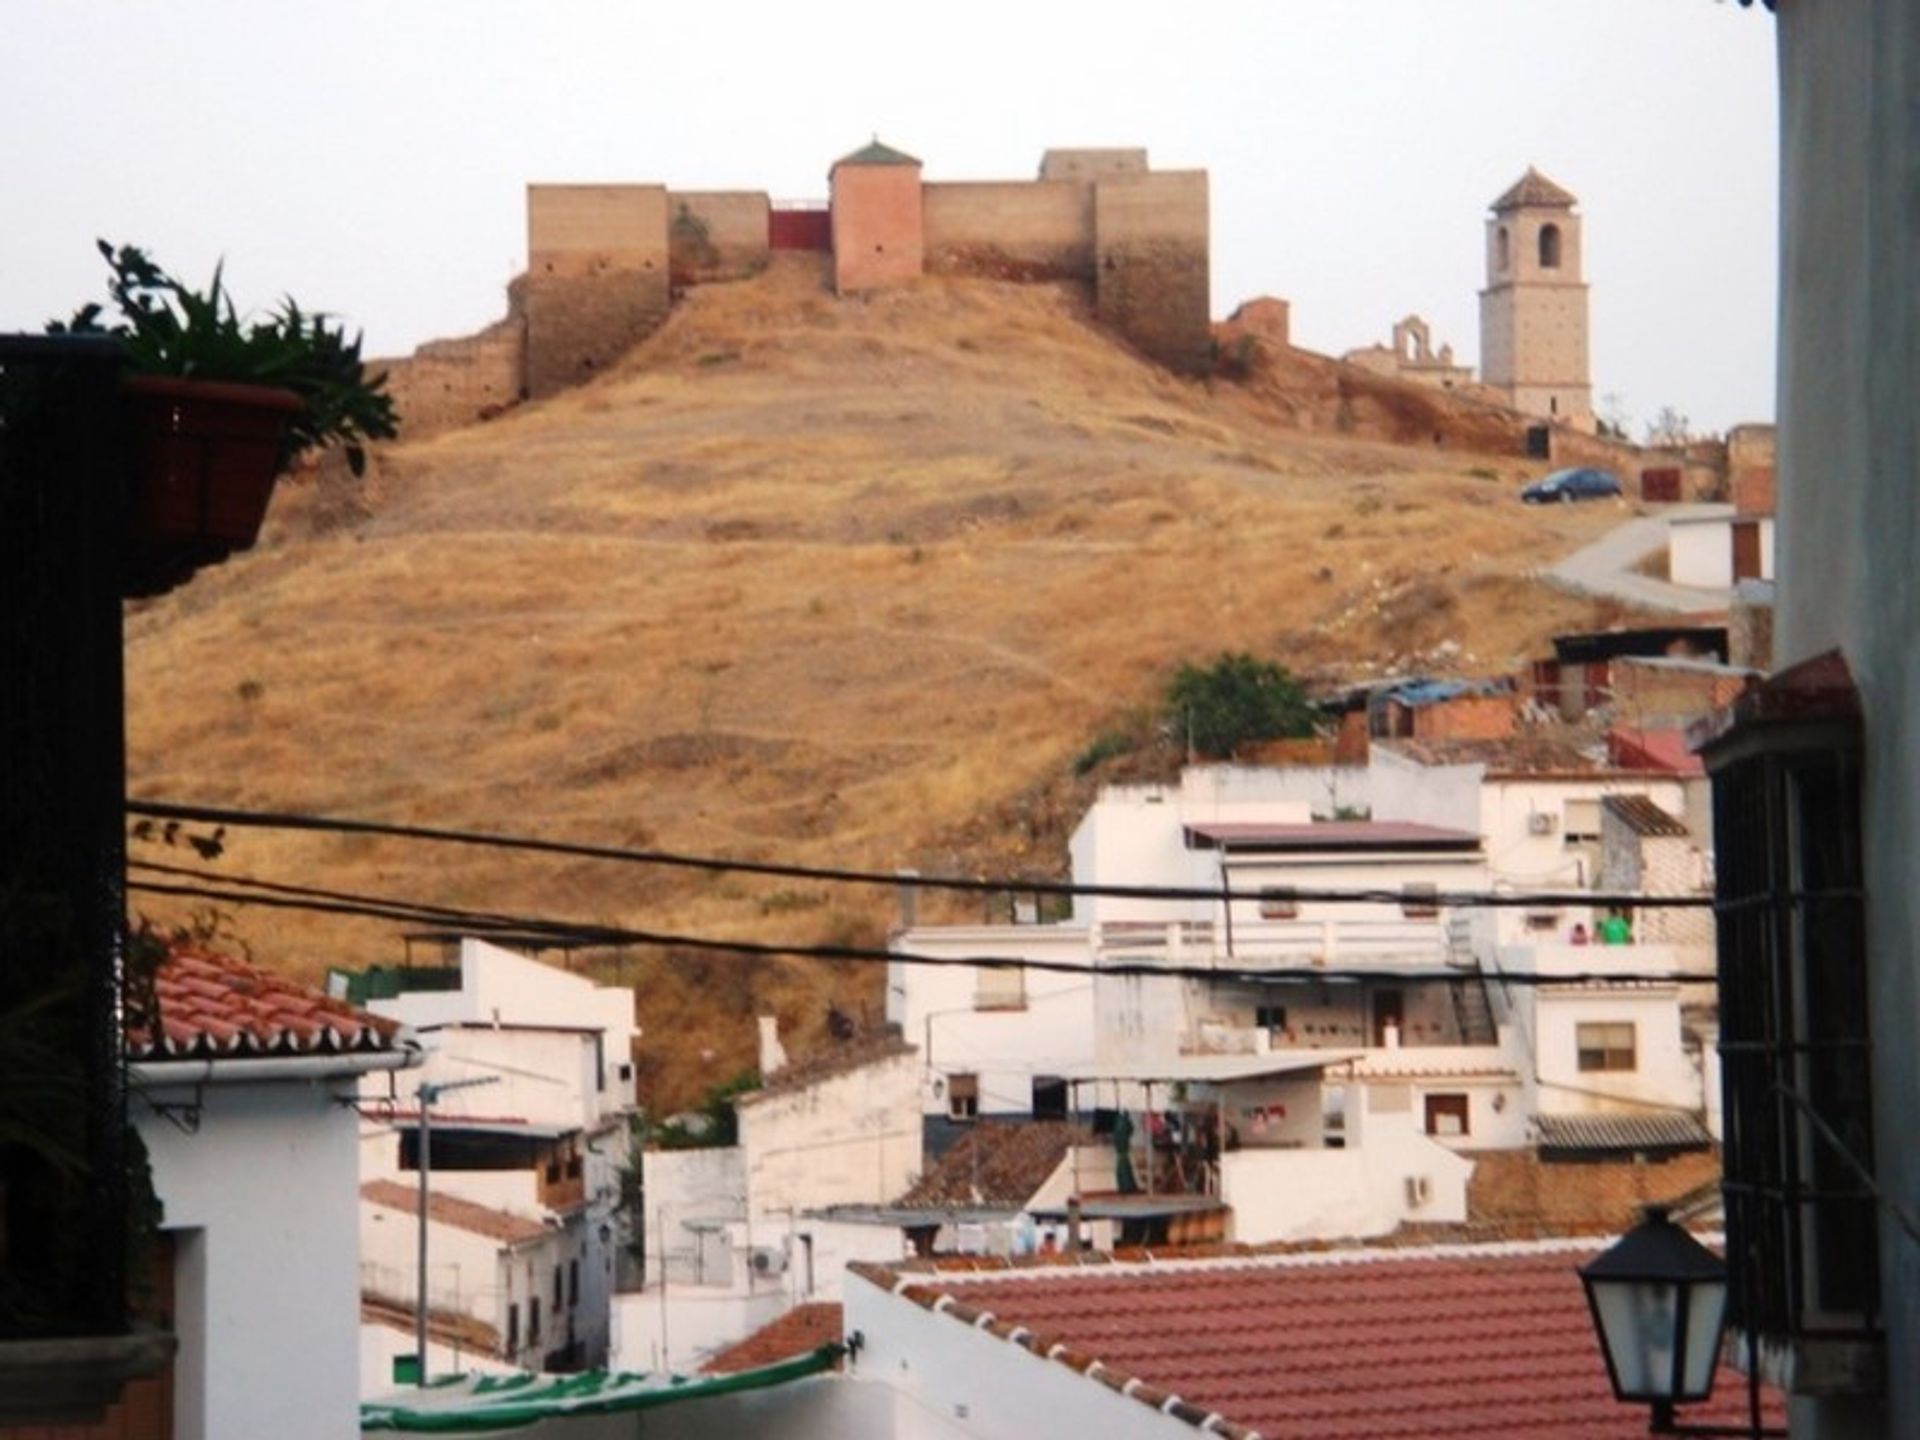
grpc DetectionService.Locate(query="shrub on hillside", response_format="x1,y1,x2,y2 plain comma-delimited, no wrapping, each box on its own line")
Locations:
1165,653,1317,759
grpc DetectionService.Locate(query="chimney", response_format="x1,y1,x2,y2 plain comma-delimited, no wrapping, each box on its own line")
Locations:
895,869,920,930
757,1015,788,1077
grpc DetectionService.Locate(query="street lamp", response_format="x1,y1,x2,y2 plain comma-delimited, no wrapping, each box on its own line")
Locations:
1578,1205,1781,1438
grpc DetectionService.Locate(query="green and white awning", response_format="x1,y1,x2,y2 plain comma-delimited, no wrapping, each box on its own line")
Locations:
360,1344,841,1433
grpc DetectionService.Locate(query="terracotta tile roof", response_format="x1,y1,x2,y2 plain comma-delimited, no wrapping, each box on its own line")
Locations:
360,1178,547,1245
740,1027,915,1102
1491,166,1578,212
851,1241,1781,1440
896,1121,1087,1210
129,943,403,1061
1386,734,1608,776
1601,794,1691,839
701,1302,843,1375
1607,726,1706,777
1467,1149,1723,1235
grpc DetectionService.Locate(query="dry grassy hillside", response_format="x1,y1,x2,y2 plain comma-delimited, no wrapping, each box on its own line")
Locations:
124,255,1641,1109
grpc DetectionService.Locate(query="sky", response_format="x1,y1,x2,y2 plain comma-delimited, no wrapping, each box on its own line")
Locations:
4,1,1779,435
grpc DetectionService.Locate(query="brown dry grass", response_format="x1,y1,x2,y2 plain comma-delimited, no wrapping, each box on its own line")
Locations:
124,256,1641,1109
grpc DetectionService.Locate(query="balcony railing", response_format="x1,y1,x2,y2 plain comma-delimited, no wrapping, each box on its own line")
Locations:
1097,918,1452,971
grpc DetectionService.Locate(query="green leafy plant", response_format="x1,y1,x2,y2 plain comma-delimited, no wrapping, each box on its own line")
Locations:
1165,652,1318,759
56,240,397,475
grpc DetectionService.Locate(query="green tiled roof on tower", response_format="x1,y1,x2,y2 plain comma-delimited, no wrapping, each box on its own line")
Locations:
1490,166,1577,212
831,137,922,172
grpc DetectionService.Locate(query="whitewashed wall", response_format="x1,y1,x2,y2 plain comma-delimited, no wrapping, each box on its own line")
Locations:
888,924,1098,1117
844,1271,1191,1440
738,1050,923,1218
139,1075,365,1440
1222,1090,1472,1240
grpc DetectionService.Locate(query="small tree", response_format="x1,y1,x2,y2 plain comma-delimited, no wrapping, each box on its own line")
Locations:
1165,653,1317,759
1644,405,1693,449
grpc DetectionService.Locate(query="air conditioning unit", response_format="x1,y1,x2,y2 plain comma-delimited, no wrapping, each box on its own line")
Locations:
1528,812,1558,836
1404,1174,1432,1208
749,1244,788,1277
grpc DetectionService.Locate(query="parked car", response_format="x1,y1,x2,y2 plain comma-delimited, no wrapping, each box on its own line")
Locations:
1522,467,1623,503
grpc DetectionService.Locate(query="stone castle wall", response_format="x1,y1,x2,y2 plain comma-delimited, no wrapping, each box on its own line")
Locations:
921,180,1092,280
668,191,771,286
523,184,671,398
382,149,1212,436
376,308,526,439
1094,171,1212,376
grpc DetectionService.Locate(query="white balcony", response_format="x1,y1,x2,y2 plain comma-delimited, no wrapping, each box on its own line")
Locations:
1097,917,1453,972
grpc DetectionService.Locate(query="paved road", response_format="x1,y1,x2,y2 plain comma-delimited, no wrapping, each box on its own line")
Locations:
1546,503,1733,613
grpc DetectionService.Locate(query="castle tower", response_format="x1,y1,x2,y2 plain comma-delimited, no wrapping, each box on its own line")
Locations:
1478,168,1593,432
829,138,924,295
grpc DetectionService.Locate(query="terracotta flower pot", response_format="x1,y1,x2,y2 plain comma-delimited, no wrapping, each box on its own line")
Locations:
121,375,303,596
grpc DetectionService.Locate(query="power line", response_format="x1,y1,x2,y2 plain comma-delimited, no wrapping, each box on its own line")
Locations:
127,867,1714,990
126,797,1716,911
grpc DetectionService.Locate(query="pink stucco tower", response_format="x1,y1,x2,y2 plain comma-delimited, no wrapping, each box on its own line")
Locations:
829,139,924,294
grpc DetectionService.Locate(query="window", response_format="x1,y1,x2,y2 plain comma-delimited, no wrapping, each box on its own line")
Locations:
553,1264,563,1310
529,1297,542,1347
1575,1022,1637,1072
1255,1003,1289,1032
1705,671,1878,1351
1424,1093,1470,1137
507,1303,520,1355
1031,1075,1068,1120
975,964,1026,1011
1563,798,1602,842
569,1259,579,1307
1496,225,1511,272
947,1072,980,1122
1399,883,1439,919
1257,886,1300,920
1539,222,1562,268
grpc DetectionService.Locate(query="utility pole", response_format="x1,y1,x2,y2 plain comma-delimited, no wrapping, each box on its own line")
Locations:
414,1075,499,1386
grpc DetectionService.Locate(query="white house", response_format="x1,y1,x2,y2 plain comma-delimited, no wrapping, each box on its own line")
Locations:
340,937,641,1377
125,943,421,1440
613,1029,920,1372
1668,505,1775,591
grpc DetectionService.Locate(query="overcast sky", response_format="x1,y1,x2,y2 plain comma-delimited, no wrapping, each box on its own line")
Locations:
5,1,1778,434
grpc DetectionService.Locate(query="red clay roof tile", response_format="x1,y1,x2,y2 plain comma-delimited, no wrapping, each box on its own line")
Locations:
360,1178,546,1245
701,1303,844,1375
129,943,402,1061
855,1243,1783,1439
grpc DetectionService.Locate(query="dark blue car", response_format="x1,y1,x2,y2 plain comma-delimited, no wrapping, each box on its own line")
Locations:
1522,467,1623,503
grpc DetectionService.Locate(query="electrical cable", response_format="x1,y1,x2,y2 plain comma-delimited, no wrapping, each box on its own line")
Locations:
126,797,1717,911
127,867,1715,990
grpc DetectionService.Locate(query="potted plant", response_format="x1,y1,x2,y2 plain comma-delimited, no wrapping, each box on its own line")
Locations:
55,241,397,594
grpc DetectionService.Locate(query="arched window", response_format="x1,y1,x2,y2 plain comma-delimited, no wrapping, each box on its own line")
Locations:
1539,223,1563,269
1496,227,1511,272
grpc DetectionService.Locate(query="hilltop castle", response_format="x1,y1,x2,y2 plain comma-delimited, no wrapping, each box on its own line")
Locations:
384,143,1210,434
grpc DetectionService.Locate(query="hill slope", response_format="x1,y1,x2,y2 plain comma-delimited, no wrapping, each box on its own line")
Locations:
124,255,1640,1107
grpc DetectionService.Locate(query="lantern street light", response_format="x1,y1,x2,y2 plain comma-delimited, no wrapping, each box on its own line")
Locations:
1578,1205,1783,1438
